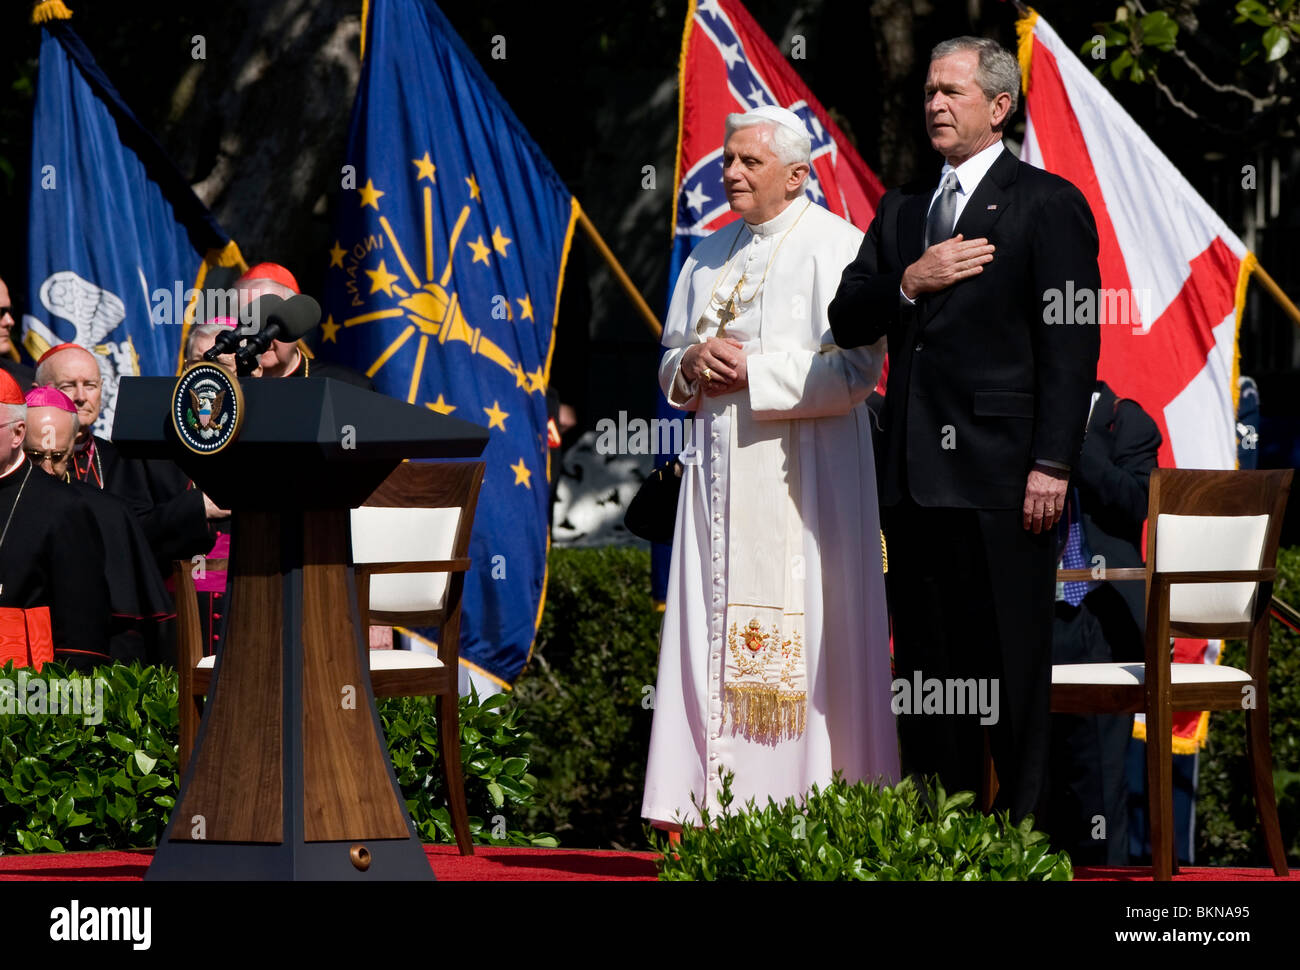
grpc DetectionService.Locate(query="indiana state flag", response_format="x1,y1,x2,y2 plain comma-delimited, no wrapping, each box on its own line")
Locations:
321,0,579,687
26,6,243,436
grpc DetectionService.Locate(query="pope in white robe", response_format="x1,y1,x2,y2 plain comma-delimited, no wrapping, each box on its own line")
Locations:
642,106,899,826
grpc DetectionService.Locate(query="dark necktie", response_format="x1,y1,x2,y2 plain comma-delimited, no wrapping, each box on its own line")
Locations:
924,170,960,250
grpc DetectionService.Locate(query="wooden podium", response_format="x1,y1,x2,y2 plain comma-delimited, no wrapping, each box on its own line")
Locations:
113,376,488,880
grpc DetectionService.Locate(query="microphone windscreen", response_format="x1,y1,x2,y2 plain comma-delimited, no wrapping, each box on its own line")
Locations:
240,293,285,334
267,294,322,340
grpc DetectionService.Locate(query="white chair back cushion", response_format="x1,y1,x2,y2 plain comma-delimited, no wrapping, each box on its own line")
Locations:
351,506,462,614
1155,513,1269,624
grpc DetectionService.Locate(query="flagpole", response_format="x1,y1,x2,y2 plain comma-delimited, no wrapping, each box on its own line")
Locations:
576,206,664,338
1250,262,1300,328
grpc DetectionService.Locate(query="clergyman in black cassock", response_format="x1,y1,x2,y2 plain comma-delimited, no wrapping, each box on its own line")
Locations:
0,455,112,669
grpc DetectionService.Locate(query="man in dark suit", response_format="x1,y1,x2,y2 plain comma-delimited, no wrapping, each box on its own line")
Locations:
828,36,1101,822
1048,381,1160,863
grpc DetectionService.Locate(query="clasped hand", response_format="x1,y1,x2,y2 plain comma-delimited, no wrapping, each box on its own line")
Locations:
901,234,995,299
681,337,748,397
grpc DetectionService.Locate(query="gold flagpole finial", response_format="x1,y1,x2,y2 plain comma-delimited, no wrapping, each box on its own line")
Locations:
31,0,73,25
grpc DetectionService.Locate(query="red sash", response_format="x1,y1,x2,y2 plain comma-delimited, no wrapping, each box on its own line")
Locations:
0,607,55,672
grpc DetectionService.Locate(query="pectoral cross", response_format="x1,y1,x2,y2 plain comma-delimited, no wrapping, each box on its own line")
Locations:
715,297,737,337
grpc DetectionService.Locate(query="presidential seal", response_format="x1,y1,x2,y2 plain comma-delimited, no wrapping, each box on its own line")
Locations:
172,361,244,455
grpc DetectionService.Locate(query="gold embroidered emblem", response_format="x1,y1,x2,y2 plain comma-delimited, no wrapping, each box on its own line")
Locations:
724,617,805,740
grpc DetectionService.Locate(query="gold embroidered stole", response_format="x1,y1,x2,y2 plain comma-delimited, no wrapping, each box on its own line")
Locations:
723,400,806,742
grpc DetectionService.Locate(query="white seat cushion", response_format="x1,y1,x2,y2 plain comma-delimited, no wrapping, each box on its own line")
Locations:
351,506,461,613
1052,662,1252,686
1156,513,1269,624
195,651,443,671
368,649,443,671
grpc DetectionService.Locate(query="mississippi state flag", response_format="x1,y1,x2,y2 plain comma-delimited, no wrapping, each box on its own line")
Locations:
653,0,886,600
1017,9,1253,753
671,0,885,271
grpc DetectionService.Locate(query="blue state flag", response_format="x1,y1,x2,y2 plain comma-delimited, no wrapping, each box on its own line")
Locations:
321,0,579,687
25,10,243,435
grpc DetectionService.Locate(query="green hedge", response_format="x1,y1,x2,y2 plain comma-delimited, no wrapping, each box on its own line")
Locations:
1197,545,1300,867
0,661,552,853
0,663,178,852
653,771,1072,881
518,545,1300,865
514,546,662,849
3,542,1293,863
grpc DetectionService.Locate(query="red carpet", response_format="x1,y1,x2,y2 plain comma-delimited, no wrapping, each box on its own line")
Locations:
0,846,660,881
1073,865,1297,882
0,848,1289,881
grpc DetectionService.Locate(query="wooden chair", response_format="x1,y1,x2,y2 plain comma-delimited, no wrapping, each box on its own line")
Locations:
997,468,1292,880
177,460,485,856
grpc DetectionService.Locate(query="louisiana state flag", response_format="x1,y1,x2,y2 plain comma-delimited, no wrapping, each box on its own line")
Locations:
25,5,244,435
321,0,578,687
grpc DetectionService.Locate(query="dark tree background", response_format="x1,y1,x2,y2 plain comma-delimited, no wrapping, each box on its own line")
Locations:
0,0,1296,470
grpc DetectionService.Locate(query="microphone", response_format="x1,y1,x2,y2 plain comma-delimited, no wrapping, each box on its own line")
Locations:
204,294,284,361
235,294,321,373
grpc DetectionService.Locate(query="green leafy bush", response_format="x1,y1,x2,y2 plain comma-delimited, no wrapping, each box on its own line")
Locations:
380,687,555,847
0,661,178,853
1197,545,1300,866
0,661,551,853
653,771,1072,881
514,545,662,849
655,764,1071,878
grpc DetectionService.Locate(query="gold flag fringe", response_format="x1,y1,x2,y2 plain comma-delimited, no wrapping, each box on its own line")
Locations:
31,1,73,24
723,684,806,742
206,239,247,272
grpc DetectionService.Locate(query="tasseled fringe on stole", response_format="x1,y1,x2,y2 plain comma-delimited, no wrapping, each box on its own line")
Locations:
723,684,806,742
31,1,73,25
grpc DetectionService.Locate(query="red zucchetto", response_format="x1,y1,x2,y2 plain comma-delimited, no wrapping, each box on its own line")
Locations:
0,368,23,405
237,262,299,293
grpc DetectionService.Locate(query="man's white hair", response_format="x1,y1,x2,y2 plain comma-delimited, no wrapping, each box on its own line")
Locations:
185,322,232,362
725,111,811,166
1,403,26,427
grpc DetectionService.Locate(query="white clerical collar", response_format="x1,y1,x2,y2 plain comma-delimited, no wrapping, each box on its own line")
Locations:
941,140,1005,198
745,197,811,237
0,450,25,479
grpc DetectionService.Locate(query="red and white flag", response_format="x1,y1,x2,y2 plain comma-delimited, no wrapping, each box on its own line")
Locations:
1018,8,1250,472
1017,8,1251,752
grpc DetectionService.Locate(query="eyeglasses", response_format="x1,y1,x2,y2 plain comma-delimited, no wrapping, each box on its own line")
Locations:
24,448,68,465
55,381,100,395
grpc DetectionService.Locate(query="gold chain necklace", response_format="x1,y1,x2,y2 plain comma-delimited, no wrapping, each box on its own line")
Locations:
704,199,812,336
